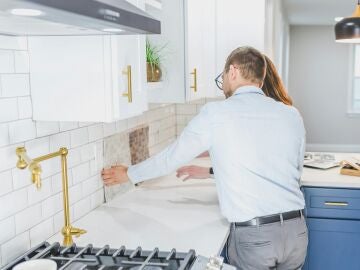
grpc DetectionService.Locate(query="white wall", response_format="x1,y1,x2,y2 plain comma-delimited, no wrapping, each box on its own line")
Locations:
265,0,290,86
288,26,360,152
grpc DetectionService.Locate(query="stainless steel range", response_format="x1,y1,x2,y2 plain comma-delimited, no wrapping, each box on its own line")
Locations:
1,242,235,270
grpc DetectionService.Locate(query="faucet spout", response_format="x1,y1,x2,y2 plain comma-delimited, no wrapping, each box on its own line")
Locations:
29,163,42,189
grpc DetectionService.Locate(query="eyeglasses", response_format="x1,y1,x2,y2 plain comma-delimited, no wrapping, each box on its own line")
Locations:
214,66,240,90
215,72,223,90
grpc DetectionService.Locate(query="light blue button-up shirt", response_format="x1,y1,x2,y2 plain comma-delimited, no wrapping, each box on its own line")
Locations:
128,86,306,222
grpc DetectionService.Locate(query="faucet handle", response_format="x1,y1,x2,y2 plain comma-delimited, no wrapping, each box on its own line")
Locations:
71,227,87,238
16,147,28,169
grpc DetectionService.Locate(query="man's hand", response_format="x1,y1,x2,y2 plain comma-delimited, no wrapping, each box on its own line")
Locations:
176,166,211,181
197,151,210,158
101,165,130,186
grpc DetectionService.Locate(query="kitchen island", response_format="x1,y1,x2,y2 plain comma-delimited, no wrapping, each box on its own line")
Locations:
48,152,360,260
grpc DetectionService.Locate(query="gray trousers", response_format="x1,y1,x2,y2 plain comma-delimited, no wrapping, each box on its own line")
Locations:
226,216,308,270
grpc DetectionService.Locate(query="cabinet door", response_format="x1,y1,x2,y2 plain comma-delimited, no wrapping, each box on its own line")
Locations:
185,0,216,101
215,0,266,97
303,218,360,270
28,36,111,122
110,0,147,120
111,34,147,120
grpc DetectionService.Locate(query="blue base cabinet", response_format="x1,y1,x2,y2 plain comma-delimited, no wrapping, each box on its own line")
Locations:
302,187,360,270
303,218,360,270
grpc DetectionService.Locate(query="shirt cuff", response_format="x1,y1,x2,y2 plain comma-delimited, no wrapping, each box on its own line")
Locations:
127,165,143,185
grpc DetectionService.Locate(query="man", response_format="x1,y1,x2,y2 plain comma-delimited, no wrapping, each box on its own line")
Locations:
102,47,308,270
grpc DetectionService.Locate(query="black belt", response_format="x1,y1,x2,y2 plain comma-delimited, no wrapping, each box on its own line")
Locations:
234,209,304,227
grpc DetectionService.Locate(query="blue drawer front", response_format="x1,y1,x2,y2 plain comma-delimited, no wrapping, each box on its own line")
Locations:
304,218,360,270
303,187,360,220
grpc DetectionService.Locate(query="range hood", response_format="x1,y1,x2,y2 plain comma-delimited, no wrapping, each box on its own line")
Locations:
0,0,161,36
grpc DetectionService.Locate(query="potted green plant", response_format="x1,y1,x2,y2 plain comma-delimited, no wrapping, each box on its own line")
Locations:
146,40,166,82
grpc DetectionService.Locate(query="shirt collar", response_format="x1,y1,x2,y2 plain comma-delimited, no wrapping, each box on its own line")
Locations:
232,85,265,97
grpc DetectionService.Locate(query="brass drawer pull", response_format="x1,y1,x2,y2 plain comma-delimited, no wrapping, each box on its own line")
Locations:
324,201,349,207
122,65,133,103
190,68,197,92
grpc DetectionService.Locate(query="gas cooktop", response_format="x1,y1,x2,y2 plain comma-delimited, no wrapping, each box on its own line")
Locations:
1,242,235,270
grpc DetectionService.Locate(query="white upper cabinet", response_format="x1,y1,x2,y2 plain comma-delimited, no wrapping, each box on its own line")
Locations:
185,0,216,101
147,0,268,101
28,0,147,123
146,0,216,103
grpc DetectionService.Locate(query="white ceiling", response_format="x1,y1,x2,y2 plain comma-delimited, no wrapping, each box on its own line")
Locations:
282,0,356,25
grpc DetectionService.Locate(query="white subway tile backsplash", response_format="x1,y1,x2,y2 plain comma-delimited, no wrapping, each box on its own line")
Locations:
27,178,51,206
24,136,49,157
0,170,13,197
88,124,103,142
0,50,14,73
29,218,54,247
9,119,36,143
80,143,95,163
0,189,27,220
42,193,62,219
0,123,9,147
41,157,61,178
69,183,83,205
70,127,88,148
73,197,91,220
116,119,128,133
127,116,140,130
79,122,95,127
103,122,116,137
176,104,197,115
49,132,70,152
93,141,103,174
36,121,60,137
0,217,15,245
15,204,42,234
149,121,160,135
12,168,31,190
90,188,104,210
0,36,27,50
17,96,32,119
1,231,30,266
188,99,206,105
14,51,29,74
59,122,78,132
0,74,30,97
67,148,82,168
0,98,18,122
82,175,100,197
72,162,90,185
0,144,22,172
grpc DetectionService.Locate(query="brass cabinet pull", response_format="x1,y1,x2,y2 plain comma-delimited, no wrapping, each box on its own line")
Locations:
324,201,349,207
122,65,133,103
190,68,197,92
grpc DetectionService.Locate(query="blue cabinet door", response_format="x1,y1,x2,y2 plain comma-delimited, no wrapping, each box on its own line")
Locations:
303,217,360,270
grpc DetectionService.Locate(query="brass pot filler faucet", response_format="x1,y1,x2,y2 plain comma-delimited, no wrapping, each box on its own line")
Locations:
16,146,86,246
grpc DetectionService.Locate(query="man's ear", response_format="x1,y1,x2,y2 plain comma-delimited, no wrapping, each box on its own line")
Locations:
229,65,237,80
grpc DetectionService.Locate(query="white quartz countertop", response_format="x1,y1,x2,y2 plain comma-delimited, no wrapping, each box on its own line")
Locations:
48,153,360,256
48,158,230,257
300,152,360,188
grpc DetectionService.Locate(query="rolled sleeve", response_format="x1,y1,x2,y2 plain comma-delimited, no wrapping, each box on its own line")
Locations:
127,104,214,184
